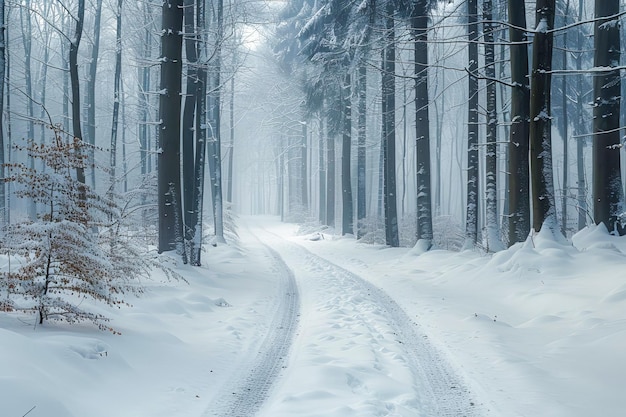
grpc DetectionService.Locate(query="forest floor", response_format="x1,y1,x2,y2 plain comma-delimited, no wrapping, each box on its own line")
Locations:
1,216,625,417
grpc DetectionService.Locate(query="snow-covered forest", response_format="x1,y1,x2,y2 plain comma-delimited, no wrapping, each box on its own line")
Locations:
1,0,626,416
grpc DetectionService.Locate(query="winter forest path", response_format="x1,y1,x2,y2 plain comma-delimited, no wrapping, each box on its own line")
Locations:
205,220,301,417
243,218,485,417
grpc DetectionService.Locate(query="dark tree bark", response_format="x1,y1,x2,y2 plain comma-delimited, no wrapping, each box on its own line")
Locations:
483,0,502,251
157,0,184,253
593,0,623,234
382,2,399,247
189,0,208,265
0,0,5,224
575,0,586,231
356,62,366,238
70,0,86,201
560,0,570,235
413,0,433,248
182,0,198,247
341,73,353,235
465,0,479,247
529,0,558,233
507,0,531,245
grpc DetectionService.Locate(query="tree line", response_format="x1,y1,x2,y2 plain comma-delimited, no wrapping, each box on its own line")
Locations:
270,0,625,250
0,0,254,327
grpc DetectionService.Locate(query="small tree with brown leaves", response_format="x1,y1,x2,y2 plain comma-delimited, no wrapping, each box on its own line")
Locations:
0,130,161,332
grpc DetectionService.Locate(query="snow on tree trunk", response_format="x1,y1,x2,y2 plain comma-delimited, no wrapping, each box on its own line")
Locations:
357,63,366,238
413,1,433,249
529,0,559,235
465,0,479,249
341,73,353,236
382,2,399,247
0,0,5,225
483,0,503,251
507,0,531,246
158,0,185,253
592,0,624,235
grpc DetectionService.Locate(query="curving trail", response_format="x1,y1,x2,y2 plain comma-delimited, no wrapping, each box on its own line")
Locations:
205,219,486,417
205,226,300,417
253,225,485,417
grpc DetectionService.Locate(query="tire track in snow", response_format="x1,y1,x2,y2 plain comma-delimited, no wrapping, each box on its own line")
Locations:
205,235,300,417
258,228,485,417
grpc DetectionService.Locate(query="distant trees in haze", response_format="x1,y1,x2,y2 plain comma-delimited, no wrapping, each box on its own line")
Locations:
271,0,626,249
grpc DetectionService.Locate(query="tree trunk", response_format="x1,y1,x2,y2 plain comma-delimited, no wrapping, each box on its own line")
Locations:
326,112,336,227
382,3,399,247
592,0,623,234
357,62,366,237
341,73,353,235
138,1,152,178
301,120,308,210
86,0,103,191
560,0,570,236
182,0,198,249
529,0,558,233
575,0,586,230
319,115,327,224
109,0,123,192
507,0,531,245
21,0,36,219
190,0,208,265
157,0,184,253
413,0,433,248
0,0,5,224
70,0,86,201
483,0,502,251
227,73,234,203
208,0,225,243
465,0,479,248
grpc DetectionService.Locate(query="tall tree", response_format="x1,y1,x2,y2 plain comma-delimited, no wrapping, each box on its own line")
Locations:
109,0,123,191
574,0,587,231
0,0,5,224
413,0,433,249
592,0,623,234
507,0,531,245
382,1,399,247
207,0,225,243
21,0,36,218
157,0,185,253
483,0,502,251
341,73,353,235
189,0,209,265
465,0,479,247
529,0,558,233
86,0,103,190
356,62,366,238
70,0,86,200
182,0,198,252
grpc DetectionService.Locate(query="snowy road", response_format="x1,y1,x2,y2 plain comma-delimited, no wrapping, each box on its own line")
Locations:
246,224,485,417
206,228,300,417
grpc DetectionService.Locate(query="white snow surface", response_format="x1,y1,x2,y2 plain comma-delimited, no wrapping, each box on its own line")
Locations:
1,216,625,417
